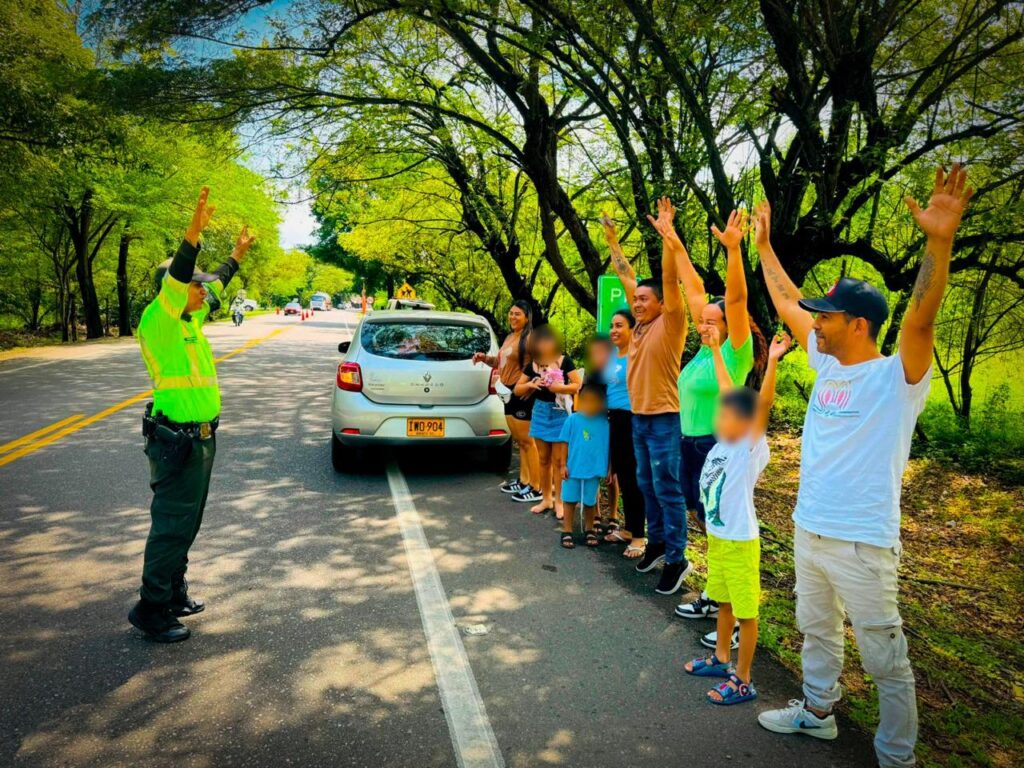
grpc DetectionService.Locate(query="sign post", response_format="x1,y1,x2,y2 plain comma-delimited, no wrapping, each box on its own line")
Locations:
596,274,636,334
395,282,417,300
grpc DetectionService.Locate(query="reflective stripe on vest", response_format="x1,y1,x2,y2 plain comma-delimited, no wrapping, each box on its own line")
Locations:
153,374,219,390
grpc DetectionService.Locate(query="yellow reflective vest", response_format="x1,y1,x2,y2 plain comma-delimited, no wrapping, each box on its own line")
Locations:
138,267,224,424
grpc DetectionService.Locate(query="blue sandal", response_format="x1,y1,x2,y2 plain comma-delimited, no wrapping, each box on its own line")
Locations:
707,674,758,705
685,655,732,678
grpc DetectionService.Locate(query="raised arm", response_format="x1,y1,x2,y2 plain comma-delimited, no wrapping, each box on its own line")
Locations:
711,209,752,349
754,333,791,438
601,213,636,306
901,164,973,385
753,201,814,350
705,326,734,392
645,197,685,317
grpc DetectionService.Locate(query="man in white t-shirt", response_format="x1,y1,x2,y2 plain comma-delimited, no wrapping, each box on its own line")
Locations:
751,165,973,768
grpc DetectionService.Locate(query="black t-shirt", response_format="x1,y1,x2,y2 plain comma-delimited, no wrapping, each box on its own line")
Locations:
523,355,576,403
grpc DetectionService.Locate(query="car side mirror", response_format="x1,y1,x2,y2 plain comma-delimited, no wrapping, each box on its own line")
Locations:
338,341,350,354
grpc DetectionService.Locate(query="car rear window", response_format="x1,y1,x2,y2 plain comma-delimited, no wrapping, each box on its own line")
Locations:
361,321,491,361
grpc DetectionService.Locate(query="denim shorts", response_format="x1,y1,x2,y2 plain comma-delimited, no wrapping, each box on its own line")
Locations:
529,400,568,442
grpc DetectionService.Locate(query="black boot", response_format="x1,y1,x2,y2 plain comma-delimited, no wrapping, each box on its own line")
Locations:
170,577,205,617
128,600,191,643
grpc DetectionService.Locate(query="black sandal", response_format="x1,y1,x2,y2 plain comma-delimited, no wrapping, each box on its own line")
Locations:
560,532,575,549
585,530,600,547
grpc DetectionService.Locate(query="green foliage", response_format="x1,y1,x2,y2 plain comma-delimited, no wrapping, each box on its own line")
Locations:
917,384,1024,481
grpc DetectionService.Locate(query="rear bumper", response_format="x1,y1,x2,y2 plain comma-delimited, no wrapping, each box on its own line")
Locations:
332,389,510,446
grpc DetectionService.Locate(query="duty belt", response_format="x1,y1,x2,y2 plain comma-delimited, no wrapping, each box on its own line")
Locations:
144,402,219,441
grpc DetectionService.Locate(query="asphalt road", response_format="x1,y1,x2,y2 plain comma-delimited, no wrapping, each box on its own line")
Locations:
0,310,874,768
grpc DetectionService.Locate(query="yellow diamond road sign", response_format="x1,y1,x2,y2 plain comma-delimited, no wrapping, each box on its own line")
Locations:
396,282,416,299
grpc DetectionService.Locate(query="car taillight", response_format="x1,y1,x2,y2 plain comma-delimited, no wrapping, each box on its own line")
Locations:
337,362,363,392
488,367,500,395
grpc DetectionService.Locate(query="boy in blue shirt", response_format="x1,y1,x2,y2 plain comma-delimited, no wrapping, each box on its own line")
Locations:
555,379,610,548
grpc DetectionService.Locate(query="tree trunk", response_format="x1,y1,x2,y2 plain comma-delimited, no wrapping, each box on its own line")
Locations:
68,293,78,342
117,226,133,337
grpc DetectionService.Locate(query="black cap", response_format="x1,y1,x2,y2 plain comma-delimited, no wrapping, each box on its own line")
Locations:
798,277,889,324
153,258,219,292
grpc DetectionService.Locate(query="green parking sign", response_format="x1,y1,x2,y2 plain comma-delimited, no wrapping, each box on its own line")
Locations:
596,274,639,334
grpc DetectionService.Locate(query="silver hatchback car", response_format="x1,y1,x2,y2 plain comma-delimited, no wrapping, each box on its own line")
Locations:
331,310,512,471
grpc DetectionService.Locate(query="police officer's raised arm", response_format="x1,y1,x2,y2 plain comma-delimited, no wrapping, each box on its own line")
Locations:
155,188,217,319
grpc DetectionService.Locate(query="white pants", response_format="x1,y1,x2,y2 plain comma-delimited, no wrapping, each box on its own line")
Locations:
795,526,917,767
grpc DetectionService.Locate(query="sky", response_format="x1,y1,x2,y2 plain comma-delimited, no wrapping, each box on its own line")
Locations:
174,1,319,250
279,202,317,249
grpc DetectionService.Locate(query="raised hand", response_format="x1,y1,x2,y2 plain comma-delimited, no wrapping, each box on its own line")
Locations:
185,187,216,247
599,213,619,244
711,209,749,249
753,200,771,248
769,332,792,361
645,196,678,240
231,225,256,263
905,163,973,243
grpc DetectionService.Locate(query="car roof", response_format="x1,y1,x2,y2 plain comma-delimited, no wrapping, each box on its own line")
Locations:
365,309,491,326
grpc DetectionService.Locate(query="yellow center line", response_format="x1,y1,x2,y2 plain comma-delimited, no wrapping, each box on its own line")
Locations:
0,414,86,455
0,327,289,470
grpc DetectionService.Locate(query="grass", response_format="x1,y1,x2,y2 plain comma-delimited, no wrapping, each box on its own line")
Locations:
697,433,1024,768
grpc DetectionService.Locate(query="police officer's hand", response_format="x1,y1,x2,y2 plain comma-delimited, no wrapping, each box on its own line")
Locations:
185,187,216,247
231,225,256,263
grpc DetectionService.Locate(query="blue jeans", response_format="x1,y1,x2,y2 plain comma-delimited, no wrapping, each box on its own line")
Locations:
632,412,688,564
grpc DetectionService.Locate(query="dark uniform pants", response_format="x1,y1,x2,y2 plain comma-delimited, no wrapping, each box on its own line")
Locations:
141,434,216,604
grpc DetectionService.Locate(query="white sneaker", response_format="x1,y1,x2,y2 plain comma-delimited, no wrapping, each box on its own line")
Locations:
675,591,719,619
757,699,839,740
700,625,739,650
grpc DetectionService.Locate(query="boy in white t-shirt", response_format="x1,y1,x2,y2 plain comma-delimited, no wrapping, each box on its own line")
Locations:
683,329,791,705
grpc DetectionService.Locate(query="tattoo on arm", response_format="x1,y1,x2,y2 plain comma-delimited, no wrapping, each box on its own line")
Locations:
765,265,796,302
912,248,936,309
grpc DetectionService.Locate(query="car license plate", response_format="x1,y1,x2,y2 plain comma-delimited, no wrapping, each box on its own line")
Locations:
407,418,444,437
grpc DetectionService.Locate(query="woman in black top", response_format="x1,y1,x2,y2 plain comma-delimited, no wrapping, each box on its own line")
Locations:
513,325,582,517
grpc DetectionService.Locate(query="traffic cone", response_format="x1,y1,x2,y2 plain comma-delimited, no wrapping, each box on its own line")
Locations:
275,307,280,315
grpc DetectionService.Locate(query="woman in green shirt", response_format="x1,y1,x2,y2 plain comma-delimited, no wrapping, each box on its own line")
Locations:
674,210,767,619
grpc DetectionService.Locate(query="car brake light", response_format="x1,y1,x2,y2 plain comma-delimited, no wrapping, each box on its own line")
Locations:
488,429,508,436
341,428,360,435
488,367,500,395
337,362,363,392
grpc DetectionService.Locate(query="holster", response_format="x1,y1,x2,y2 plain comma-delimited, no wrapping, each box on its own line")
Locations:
142,402,193,467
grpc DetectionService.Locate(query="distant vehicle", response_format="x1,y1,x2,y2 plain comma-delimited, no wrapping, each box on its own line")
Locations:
349,300,362,310
283,301,302,316
386,298,436,311
242,299,258,312
311,292,332,310
309,296,328,312
331,310,510,472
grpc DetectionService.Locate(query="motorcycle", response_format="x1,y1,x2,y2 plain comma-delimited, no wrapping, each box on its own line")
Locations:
232,308,244,327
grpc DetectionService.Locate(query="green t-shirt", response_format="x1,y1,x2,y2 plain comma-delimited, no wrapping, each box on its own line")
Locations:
677,334,754,436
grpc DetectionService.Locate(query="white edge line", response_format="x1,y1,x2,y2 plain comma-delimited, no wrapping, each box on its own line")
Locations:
386,462,505,768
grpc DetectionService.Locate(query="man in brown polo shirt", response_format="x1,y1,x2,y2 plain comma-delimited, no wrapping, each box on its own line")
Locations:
604,197,692,594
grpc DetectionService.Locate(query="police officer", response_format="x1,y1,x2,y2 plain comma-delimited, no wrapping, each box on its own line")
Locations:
128,187,255,643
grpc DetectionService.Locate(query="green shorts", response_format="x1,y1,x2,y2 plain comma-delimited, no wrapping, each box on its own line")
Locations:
705,534,761,619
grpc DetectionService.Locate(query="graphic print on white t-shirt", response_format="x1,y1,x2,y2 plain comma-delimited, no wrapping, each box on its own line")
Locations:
698,436,769,542
795,331,931,548
812,378,859,418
